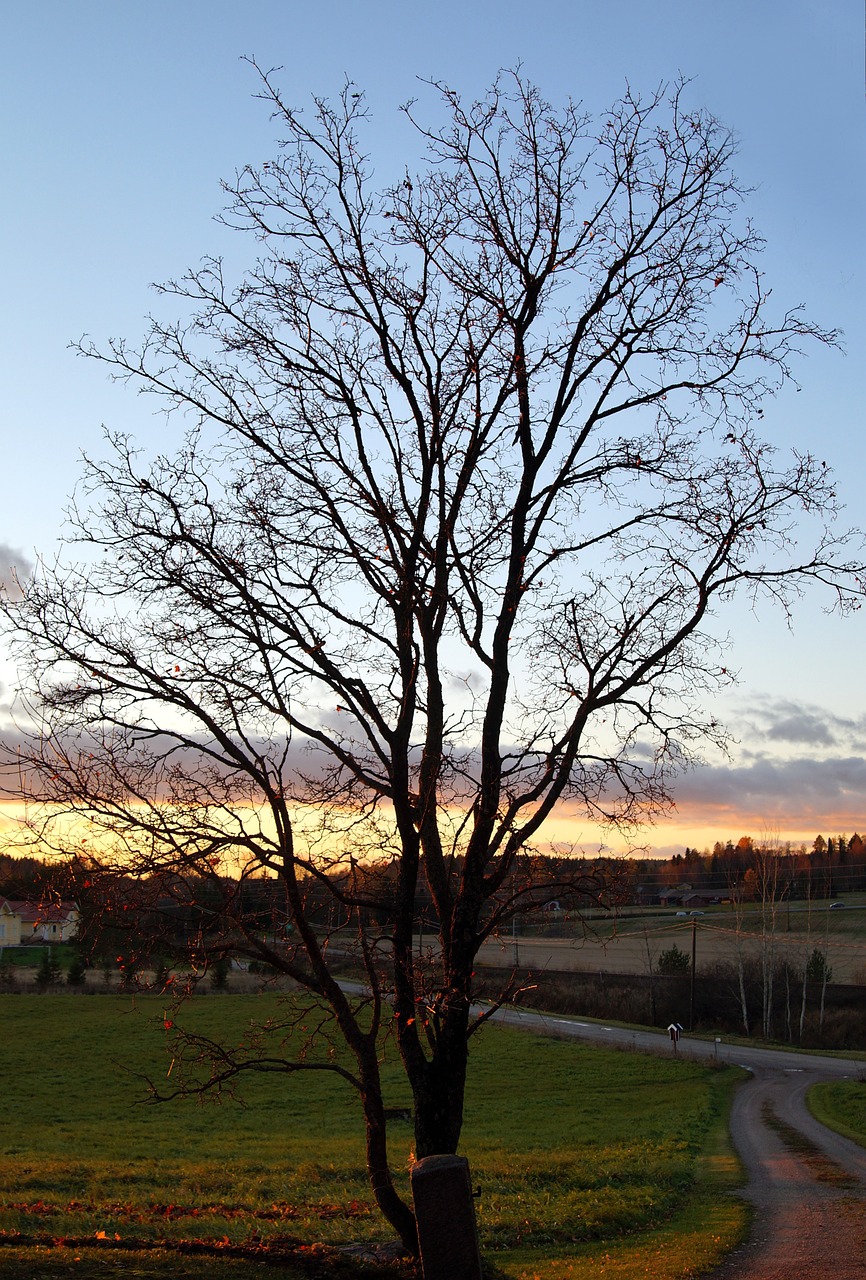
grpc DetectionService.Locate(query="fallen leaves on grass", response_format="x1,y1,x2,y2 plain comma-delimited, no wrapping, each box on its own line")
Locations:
0,1229,414,1276
2,1198,372,1223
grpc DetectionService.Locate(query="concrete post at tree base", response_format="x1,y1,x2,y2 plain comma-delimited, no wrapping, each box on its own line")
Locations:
410,1153,482,1280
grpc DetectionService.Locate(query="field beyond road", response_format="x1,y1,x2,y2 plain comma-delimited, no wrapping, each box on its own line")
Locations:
0,993,746,1279
477,902,866,983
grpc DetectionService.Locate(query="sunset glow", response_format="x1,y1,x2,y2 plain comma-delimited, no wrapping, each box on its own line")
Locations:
1,4,863,865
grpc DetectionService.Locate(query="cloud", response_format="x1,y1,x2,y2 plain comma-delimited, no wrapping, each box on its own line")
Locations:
734,693,866,752
637,842,695,861
764,711,836,746
668,753,866,830
663,692,866,835
0,543,33,599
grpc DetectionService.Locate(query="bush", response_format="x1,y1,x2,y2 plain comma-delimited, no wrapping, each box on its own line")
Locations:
35,950,63,991
66,956,87,987
805,948,833,984
117,955,140,991
657,945,691,975
473,958,866,1047
210,956,231,991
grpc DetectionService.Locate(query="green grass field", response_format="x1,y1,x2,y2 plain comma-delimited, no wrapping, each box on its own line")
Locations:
0,994,747,1278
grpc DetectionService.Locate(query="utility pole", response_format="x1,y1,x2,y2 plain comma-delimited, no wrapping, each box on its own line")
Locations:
689,919,697,1031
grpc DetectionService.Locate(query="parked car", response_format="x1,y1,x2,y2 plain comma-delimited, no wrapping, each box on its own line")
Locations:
675,910,688,917
829,901,845,910
689,910,705,916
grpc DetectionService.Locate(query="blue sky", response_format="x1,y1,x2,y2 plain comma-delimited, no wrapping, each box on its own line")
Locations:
1,1,863,853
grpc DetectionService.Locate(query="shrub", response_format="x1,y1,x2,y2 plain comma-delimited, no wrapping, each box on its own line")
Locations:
117,955,140,991
35,950,63,991
657,945,691,975
805,948,833,984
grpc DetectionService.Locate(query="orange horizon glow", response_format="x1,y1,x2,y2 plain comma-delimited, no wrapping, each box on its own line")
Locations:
0,798,861,862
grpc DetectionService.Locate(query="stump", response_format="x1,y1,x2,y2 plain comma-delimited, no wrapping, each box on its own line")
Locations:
410,1153,482,1280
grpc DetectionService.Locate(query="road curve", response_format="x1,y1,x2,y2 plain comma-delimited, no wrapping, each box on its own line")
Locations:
486,1007,866,1278
707,1066,866,1279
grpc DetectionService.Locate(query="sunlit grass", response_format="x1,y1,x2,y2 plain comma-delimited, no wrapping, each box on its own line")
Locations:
0,995,747,1276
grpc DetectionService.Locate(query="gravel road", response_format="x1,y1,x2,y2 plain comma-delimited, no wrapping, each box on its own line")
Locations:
706,1066,866,1279
487,1007,866,1278
339,985,866,1274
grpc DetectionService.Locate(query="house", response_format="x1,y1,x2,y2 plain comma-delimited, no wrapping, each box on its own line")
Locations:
1,900,80,944
0,899,22,946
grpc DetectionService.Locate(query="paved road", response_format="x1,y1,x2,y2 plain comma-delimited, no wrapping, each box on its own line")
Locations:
487,1007,866,1278
485,1004,866,1076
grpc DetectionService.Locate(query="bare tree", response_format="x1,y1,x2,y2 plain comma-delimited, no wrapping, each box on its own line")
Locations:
754,835,792,1038
2,68,862,1251
798,858,816,1043
726,858,752,1036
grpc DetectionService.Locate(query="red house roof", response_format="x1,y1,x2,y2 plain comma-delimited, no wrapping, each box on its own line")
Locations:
1,899,78,923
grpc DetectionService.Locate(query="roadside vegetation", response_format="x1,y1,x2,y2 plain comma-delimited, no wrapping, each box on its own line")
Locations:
0,994,746,1279
808,1080,866,1148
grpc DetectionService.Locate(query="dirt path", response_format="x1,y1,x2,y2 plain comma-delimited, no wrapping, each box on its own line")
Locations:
707,1067,866,1279
482,1006,866,1277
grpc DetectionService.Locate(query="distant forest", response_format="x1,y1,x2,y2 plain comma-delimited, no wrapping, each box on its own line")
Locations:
2,831,863,910
628,833,866,899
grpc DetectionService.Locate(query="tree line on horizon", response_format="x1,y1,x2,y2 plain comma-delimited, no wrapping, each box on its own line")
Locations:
630,832,866,898
2,828,862,926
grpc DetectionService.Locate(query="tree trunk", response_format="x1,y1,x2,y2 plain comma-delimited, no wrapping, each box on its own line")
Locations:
798,964,808,1044
343,1015,418,1253
734,940,750,1037
819,970,828,1036
761,932,775,1039
359,1066,418,1252
411,1022,470,1161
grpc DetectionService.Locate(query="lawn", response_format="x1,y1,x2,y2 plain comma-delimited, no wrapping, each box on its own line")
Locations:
0,994,747,1278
